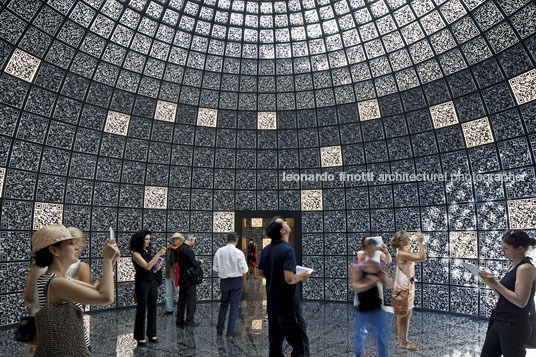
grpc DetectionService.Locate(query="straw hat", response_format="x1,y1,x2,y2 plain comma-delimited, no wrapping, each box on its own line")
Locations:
169,232,185,243
30,224,79,256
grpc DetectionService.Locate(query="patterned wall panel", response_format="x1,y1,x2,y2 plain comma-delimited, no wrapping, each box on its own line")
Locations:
0,0,534,326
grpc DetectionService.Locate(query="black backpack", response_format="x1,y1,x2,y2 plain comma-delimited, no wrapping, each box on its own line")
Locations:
186,266,203,285
178,246,203,285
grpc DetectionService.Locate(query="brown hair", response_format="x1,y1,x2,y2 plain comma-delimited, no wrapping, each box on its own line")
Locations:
391,231,407,253
67,227,86,249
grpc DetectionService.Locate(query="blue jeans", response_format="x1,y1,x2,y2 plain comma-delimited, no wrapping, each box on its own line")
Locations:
353,308,387,357
164,278,178,312
217,277,243,334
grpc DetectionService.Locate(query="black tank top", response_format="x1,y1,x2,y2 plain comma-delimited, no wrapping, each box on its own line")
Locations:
133,250,156,283
494,257,535,323
356,263,383,312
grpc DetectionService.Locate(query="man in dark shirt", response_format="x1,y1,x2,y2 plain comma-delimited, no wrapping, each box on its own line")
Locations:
176,234,204,328
258,216,311,357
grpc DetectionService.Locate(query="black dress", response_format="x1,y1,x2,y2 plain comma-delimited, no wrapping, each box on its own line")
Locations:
133,250,159,340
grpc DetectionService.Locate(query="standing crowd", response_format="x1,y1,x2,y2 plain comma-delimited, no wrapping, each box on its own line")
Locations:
20,220,536,356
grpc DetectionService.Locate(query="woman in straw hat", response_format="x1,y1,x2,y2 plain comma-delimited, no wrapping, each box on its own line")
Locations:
31,224,120,357
163,233,185,315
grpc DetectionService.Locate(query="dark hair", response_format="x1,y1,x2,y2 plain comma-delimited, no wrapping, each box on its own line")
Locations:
249,239,254,242
227,232,238,243
130,230,151,254
361,236,367,249
363,238,377,249
34,241,63,267
502,230,536,249
266,216,283,240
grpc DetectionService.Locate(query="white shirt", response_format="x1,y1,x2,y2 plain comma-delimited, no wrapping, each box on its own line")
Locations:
213,244,248,279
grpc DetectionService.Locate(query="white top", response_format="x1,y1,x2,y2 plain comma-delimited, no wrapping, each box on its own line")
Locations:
358,250,382,263
65,260,81,279
213,244,248,279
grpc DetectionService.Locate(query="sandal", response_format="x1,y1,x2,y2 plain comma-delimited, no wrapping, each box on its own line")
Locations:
398,340,418,351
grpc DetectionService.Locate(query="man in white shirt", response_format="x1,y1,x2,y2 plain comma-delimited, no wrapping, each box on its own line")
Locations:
213,232,248,337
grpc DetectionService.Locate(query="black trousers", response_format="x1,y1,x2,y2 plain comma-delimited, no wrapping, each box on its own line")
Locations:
134,279,158,340
176,282,197,323
481,319,531,357
268,311,310,357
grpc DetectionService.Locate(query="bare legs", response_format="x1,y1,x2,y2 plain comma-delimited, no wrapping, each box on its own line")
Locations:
396,310,418,351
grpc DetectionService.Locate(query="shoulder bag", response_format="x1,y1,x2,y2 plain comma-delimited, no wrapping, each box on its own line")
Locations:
392,260,410,317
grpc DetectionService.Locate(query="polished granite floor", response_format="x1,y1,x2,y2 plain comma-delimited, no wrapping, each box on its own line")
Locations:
3,278,534,356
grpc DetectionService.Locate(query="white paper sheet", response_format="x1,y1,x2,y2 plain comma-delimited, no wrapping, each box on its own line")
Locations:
296,265,314,275
366,236,383,247
462,262,481,277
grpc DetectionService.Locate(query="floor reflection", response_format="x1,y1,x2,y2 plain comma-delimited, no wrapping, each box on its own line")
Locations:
3,283,510,356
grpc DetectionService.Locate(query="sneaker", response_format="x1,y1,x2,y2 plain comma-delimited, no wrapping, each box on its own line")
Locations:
226,331,240,337
162,310,173,316
185,321,200,327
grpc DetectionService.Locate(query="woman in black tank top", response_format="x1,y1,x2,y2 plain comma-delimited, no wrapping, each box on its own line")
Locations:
480,230,536,357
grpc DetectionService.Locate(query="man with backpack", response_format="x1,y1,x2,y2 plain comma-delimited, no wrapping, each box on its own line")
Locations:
175,234,204,328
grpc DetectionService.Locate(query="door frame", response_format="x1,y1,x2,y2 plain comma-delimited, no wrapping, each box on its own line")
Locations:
234,211,303,266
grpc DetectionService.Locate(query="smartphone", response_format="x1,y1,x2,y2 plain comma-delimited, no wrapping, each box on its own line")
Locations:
108,227,115,242
153,257,164,273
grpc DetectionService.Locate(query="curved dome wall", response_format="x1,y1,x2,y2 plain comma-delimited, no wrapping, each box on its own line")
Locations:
0,0,536,326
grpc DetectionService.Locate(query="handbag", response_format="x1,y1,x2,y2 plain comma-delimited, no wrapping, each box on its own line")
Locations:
392,288,410,317
14,315,36,343
526,303,536,348
187,266,203,285
155,269,163,285
391,261,411,317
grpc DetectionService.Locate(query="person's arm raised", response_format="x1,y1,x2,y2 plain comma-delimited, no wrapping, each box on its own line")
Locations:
132,247,166,271
49,241,120,306
397,232,426,262
380,244,393,263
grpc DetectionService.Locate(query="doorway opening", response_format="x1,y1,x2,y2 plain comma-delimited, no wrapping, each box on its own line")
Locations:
234,211,302,302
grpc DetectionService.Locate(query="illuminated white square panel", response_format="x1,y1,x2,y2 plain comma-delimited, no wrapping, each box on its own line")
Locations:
4,48,41,83
461,117,494,148
213,211,235,232
301,189,323,211
252,319,263,330
508,198,536,229
117,257,135,282
144,186,168,209
430,101,458,129
509,69,536,105
155,100,177,122
251,218,263,227
197,107,218,127
320,146,343,167
263,238,271,248
104,110,130,136
0,167,5,198
33,202,63,231
449,231,478,258
258,111,277,129
358,99,381,121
